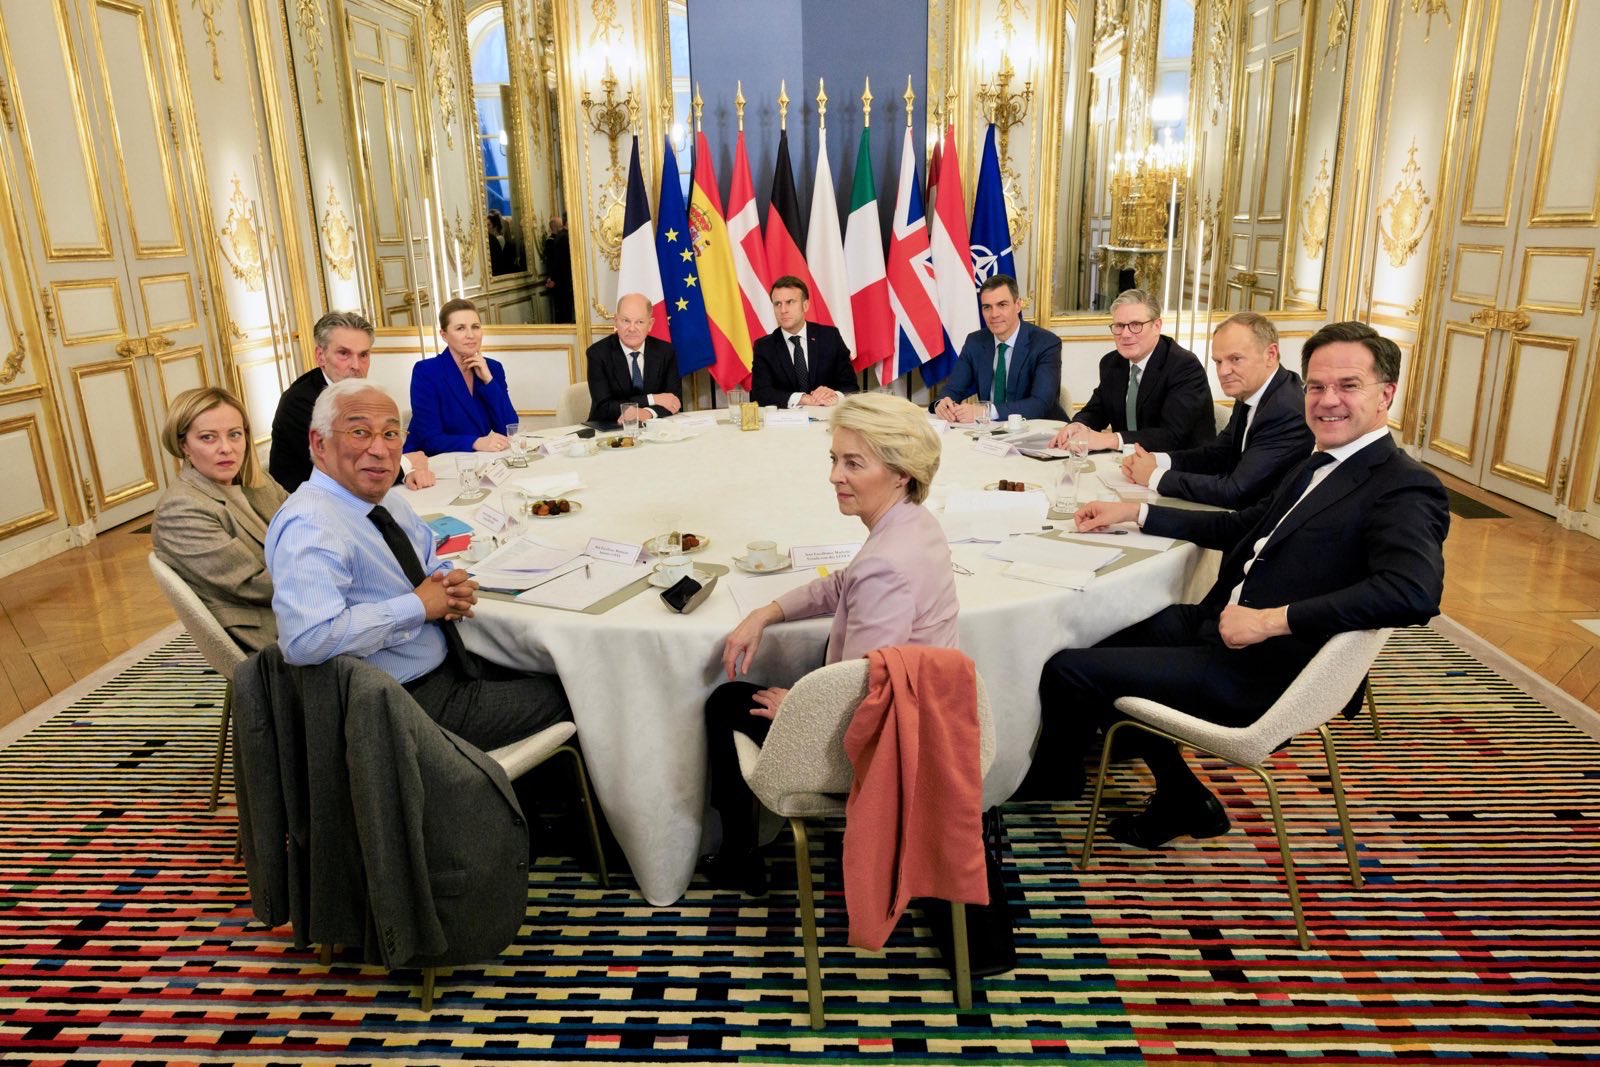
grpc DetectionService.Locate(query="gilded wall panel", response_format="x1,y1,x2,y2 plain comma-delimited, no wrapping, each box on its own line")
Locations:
1528,0,1600,225
1490,332,1575,490
0,0,113,258
1460,0,1534,225
1429,322,1489,463
0,414,59,539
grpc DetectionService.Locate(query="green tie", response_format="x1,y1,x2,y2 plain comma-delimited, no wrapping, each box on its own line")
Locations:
993,342,1009,406
1125,363,1141,431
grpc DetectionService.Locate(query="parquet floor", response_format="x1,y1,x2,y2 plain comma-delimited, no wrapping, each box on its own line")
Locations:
3,467,1599,730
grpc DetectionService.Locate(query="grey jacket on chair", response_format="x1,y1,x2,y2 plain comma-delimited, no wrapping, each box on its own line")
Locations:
233,646,530,969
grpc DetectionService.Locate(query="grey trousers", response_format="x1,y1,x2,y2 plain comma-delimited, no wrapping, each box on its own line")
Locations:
404,652,571,751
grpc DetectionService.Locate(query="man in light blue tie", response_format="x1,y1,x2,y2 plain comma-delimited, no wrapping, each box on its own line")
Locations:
932,274,1066,422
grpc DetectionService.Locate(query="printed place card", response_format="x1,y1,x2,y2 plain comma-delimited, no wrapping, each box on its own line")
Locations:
972,436,1017,457
481,460,513,486
583,536,645,566
790,542,862,568
474,503,510,535
540,433,579,456
765,409,811,426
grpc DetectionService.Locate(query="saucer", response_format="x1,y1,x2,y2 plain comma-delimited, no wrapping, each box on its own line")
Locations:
733,555,792,574
648,567,708,588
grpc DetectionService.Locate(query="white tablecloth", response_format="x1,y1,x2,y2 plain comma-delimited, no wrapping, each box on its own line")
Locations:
405,415,1201,904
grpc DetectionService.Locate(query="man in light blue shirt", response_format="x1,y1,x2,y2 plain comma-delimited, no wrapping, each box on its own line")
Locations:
265,379,568,750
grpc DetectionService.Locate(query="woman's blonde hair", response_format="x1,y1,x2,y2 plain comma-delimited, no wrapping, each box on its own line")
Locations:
160,386,263,487
828,392,942,504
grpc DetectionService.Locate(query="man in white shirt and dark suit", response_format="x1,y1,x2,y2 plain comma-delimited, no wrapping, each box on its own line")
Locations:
932,274,1067,422
749,276,859,409
585,292,683,423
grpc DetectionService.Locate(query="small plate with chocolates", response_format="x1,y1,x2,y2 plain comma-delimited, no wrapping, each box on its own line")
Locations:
522,497,581,518
985,480,1043,493
646,531,709,555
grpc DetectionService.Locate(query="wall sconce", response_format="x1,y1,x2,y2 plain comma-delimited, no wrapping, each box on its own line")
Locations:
581,62,639,183
976,55,1033,166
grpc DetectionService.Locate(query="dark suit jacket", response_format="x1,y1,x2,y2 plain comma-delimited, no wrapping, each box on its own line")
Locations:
1156,366,1313,508
234,647,528,969
268,367,326,492
585,334,682,422
1072,335,1215,450
933,320,1066,420
1144,433,1449,663
404,349,519,455
751,323,858,407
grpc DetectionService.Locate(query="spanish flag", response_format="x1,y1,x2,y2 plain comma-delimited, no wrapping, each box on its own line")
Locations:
688,131,754,390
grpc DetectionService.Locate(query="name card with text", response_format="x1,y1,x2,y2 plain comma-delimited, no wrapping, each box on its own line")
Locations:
474,504,510,536
540,433,579,456
583,537,645,566
972,437,1018,458
481,460,513,486
790,543,862,568
765,409,811,426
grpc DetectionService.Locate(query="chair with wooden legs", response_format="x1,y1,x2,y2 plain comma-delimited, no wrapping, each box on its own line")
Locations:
1080,627,1392,949
733,658,995,1028
148,554,246,812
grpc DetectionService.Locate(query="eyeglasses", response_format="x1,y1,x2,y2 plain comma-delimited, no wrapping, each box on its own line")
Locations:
332,427,404,443
1302,380,1388,399
1109,319,1154,336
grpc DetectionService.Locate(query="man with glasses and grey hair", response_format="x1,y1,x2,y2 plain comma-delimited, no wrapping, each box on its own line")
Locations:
268,310,435,492
1052,288,1214,453
266,379,569,749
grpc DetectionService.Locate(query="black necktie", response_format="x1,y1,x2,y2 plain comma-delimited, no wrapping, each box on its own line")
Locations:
790,335,807,385
367,504,476,677
1263,451,1336,531
629,351,643,391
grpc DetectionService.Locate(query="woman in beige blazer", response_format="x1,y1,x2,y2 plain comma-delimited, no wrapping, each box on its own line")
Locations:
152,387,288,652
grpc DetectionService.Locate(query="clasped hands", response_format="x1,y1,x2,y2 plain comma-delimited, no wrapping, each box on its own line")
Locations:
416,567,478,623
933,396,980,423
797,386,841,407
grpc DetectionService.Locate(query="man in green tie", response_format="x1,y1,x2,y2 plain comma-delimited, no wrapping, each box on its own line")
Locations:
931,274,1066,423
1054,288,1215,452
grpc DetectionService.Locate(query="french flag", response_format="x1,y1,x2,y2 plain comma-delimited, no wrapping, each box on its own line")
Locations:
616,136,667,338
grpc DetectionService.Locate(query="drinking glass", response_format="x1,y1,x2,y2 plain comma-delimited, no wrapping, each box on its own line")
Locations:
619,402,640,439
973,404,991,431
1054,460,1083,513
459,459,481,494
726,385,747,413
1067,426,1090,468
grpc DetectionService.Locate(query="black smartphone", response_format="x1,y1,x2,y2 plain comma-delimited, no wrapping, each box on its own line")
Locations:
660,574,716,613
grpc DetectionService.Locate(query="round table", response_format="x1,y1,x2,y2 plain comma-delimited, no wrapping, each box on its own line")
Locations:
406,414,1201,905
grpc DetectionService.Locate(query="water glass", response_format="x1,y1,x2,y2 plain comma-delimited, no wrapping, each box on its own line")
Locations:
1054,461,1083,513
973,404,991,430
619,402,640,439
459,459,481,493
506,420,525,453
726,385,747,411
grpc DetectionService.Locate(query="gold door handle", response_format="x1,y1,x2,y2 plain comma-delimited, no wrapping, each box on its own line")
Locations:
115,337,149,358
1468,307,1530,331
1233,271,1259,287
146,332,175,354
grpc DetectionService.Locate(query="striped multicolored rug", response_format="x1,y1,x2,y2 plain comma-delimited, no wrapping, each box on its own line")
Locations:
1,626,1597,1063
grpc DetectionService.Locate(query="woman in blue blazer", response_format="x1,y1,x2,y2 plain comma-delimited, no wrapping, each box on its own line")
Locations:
404,298,519,455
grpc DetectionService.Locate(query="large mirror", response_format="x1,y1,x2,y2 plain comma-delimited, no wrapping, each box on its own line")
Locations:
300,0,574,327
1049,0,1354,319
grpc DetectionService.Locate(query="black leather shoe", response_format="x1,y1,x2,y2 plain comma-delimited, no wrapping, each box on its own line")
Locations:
1107,791,1230,850
701,851,768,897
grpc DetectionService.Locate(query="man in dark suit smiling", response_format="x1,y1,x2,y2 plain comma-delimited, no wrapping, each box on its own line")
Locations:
932,274,1066,422
1029,321,1449,848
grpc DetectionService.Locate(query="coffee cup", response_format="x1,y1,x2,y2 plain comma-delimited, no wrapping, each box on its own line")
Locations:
744,540,781,570
654,554,694,584
463,534,494,563
1007,413,1025,430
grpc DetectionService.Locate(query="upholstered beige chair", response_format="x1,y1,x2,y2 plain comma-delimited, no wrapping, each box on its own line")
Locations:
1058,383,1074,418
1080,627,1392,949
149,554,246,811
556,381,590,426
734,658,995,1028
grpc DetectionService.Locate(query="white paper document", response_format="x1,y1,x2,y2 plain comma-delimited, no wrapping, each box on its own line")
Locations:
984,536,1122,572
515,471,586,497
726,571,821,619
1095,464,1159,498
1064,524,1179,551
474,555,588,592
669,412,718,429
472,535,582,575
515,559,647,610
939,489,1050,542
764,410,811,426
1001,561,1097,590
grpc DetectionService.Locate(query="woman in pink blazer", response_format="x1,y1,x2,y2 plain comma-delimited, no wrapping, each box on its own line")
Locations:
703,393,960,895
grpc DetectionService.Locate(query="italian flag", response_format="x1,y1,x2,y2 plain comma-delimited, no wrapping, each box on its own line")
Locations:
845,125,893,374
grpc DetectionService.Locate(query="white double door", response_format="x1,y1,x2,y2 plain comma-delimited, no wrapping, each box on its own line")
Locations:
1423,0,1600,517
0,0,215,531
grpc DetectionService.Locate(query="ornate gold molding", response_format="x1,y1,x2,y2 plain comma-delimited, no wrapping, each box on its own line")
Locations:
295,0,327,104
218,175,265,292
0,330,24,384
589,0,621,46
1325,1,1350,68
1299,152,1331,259
1094,0,1127,43
426,0,460,148
995,0,1028,39
192,0,223,81
1205,0,1233,126
1376,141,1433,269
1410,0,1452,43
0,72,13,131
320,183,356,281
446,208,481,280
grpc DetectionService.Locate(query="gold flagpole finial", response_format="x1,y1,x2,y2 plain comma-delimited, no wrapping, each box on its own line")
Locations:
816,77,828,131
903,76,915,129
692,83,703,132
862,77,873,128
778,79,790,131
944,85,957,125
734,80,746,132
